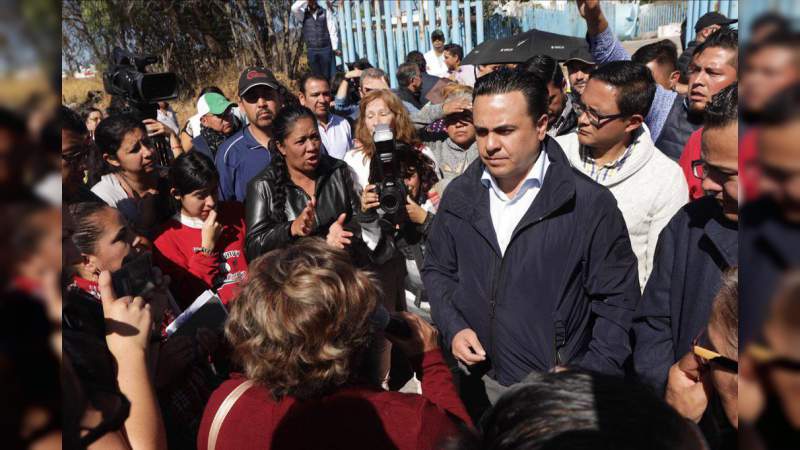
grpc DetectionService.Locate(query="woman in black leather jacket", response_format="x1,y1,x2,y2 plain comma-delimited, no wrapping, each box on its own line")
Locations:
244,105,373,263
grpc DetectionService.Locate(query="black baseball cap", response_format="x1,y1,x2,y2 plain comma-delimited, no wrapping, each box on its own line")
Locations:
694,12,738,33
238,66,279,96
431,29,444,41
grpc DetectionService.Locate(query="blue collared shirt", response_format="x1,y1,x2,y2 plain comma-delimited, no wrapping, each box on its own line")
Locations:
318,113,352,159
480,151,550,256
215,126,271,202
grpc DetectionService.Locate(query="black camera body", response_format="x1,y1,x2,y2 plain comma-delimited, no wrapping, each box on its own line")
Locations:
103,47,179,167
371,124,407,220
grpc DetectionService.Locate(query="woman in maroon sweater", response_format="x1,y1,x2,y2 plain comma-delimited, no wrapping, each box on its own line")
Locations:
198,239,472,450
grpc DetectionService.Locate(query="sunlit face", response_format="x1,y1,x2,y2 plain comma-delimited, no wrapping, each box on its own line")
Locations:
566,61,595,95
404,170,421,199
708,321,739,428
700,123,739,222
363,98,396,134
758,120,800,223
200,108,235,135
277,116,322,175
177,182,218,221
432,38,445,52
300,78,333,120
444,50,461,71
104,127,156,175
473,91,548,184
359,77,388,98
577,79,638,149
85,111,102,132
741,46,799,113
445,112,476,148
82,207,136,275
687,47,738,113
239,85,282,129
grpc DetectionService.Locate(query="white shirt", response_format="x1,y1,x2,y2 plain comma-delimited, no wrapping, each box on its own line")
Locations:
318,113,352,159
480,151,550,256
91,173,141,226
424,49,449,78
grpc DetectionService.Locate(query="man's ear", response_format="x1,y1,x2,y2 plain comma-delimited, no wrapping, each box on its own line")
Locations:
624,114,645,134
170,187,181,201
535,113,549,140
668,70,681,90
103,152,121,168
299,92,307,106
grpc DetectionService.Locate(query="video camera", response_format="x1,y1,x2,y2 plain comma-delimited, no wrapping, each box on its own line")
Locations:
370,124,407,223
103,47,178,167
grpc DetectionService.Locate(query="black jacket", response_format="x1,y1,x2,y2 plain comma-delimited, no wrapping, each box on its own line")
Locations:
633,196,738,393
740,197,800,346
422,137,640,385
244,154,369,262
654,95,703,160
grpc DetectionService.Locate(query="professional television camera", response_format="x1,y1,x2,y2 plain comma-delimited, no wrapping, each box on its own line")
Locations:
369,124,407,224
103,47,178,166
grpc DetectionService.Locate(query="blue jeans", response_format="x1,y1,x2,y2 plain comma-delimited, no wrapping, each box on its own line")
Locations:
307,46,333,81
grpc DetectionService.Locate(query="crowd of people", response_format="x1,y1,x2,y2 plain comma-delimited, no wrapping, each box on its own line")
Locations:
31,1,800,449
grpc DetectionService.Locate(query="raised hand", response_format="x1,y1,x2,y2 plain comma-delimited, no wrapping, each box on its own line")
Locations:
201,209,222,250
98,270,153,357
405,195,428,225
385,312,440,357
326,213,353,249
291,197,317,237
361,184,380,213
576,0,601,19
665,351,711,423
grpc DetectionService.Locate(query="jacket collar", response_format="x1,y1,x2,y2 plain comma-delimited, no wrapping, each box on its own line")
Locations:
575,125,655,187
703,211,738,268
445,137,576,256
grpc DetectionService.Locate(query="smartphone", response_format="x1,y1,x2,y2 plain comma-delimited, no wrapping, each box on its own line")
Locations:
111,252,156,298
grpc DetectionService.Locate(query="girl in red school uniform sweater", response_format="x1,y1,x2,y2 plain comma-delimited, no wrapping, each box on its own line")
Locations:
154,151,248,308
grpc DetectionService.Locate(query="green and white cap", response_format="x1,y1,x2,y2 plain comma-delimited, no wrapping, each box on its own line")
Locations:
197,92,235,117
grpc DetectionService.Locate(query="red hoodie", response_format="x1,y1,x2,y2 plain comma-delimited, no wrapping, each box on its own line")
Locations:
153,201,248,307
197,349,473,450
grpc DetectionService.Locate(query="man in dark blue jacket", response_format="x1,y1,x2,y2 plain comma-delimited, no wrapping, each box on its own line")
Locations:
422,69,640,412
740,84,800,347
633,84,739,393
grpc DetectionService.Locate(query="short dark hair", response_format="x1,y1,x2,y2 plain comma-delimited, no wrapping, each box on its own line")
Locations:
471,371,707,450
703,82,738,129
632,39,678,72
169,151,219,196
80,106,102,122
523,54,565,87
474,68,548,123
431,29,444,42
405,50,426,73
396,62,420,88
61,105,87,136
693,26,739,68
759,83,800,126
299,72,330,95
443,43,463,61
589,60,656,117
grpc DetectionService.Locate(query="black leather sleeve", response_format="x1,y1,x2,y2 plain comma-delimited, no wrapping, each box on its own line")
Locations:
244,177,293,262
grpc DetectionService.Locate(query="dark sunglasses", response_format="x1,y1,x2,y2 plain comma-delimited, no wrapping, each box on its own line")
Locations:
692,329,738,373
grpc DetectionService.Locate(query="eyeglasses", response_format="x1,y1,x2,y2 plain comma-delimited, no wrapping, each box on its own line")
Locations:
691,159,738,181
573,101,625,128
747,342,800,372
692,329,738,373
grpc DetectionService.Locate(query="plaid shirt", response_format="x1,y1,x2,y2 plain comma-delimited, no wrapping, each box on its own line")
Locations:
579,141,637,183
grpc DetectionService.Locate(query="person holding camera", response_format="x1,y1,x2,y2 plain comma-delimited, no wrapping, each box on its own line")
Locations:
65,202,223,448
89,114,175,238
243,104,369,262
198,238,472,450
153,151,248,308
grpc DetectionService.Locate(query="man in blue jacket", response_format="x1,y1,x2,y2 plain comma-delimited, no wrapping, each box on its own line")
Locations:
633,84,739,394
422,69,640,414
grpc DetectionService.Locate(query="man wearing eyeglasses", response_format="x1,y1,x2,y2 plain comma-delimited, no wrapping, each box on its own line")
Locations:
216,67,285,202
556,61,687,290
633,83,738,395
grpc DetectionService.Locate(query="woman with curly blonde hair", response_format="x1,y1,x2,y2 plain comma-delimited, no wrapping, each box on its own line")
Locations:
198,238,471,450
